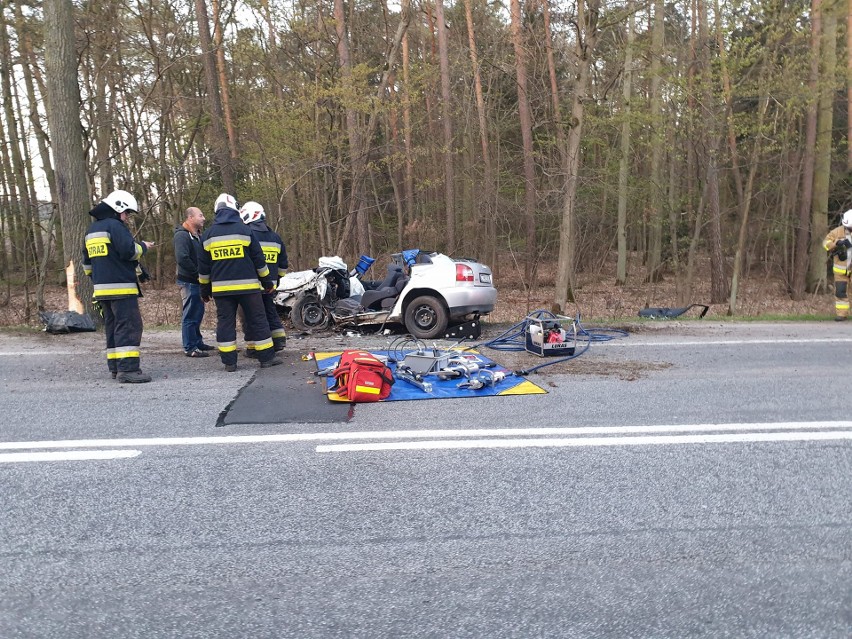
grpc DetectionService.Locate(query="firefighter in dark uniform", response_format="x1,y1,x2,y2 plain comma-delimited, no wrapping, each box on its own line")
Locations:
198,193,283,371
239,201,288,354
823,209,852,321
82,190,155,383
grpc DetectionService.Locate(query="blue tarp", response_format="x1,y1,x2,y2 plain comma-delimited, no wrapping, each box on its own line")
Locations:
315,350,547,402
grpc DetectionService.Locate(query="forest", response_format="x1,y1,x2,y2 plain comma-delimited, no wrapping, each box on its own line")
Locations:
0,0,848,322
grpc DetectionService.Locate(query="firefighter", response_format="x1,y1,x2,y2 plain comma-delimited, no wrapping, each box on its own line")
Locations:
198,193,282,371
823,210,852,321
239,201,288,354
82,190,155,383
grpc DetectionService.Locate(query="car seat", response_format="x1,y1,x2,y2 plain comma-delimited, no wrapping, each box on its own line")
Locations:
360,265,408,310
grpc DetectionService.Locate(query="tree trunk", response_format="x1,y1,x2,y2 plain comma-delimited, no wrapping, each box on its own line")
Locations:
43,0,93,312
793,0,821,299
555,0,599,312
401,32,415,228
697,0,728,303
464,0,496,270
646,0,665,285
809,0,838,292
193,0,235,193
510,0,537,283
211,0,238,160
847,0,852,172
616,1,635,285
434,0,456,254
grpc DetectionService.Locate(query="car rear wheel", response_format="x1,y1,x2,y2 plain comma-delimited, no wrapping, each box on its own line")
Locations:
404,295,448,339
290,294,329,332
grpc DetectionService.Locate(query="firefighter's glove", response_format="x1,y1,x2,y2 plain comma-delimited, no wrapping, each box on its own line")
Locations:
837,238,852,250
137,264,152,283
201,284,212,303
261,279,276,294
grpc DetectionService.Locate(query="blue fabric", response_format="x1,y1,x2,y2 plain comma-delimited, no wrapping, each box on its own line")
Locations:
179,281,206,352
317,350,546,401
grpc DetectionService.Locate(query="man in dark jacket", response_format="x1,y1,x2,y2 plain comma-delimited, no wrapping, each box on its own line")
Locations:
173,206,213,357
239,201,288,353
82,190,155,383
198,193,282,372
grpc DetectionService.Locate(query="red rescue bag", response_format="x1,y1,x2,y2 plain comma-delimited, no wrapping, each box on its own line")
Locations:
331,350,395,402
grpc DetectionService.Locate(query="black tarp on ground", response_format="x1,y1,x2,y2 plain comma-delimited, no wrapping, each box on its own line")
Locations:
217,351,351,426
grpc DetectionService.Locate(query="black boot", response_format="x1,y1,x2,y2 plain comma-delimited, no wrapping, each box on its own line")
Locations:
260,357,283,368
117,370,152,383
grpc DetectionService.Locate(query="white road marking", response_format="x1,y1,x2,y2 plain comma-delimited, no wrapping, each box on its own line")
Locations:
0,421,851,451
0,450,141,463
316,430,852,453
603,337,852,347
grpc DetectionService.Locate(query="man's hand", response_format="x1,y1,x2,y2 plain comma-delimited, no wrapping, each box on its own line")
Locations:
143,241,156,250
261,279,276,294
202,295,211,303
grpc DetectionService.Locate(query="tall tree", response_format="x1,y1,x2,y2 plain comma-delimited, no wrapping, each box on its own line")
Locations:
809,0,838,291
793,0,822,299
193,0,236,193
464,0,496,270
43,0,93,312
434,0,456,254
616,1,635,285
555,0,600,312
697,0,728,303
510,0,537,282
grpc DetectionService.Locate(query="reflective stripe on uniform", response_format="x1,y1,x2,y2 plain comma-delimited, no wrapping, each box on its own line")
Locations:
833,265,847,275
94,283,139,297
254,338,274,351
271,328,286,338
85,232,111,258
133,243,144,261
217,341,238,352
257,265,270,278
107,346,141,359
836,301,850,310
260,242,281,265
211,279,262,293
198,273,210,284
203,235,251,249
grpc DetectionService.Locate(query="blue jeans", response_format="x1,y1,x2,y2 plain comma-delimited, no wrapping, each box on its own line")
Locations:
178,281,206,352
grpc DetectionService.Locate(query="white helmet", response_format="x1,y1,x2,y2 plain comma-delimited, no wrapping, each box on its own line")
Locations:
102,190,138,214
842,210,852,229
214,193,238,212
239,201,266,224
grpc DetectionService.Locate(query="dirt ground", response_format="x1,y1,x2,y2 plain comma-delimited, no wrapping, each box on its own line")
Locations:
2,260,835,383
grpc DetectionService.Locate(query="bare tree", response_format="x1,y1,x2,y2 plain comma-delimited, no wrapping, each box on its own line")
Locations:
555,0,600,312
434,0,456,254
193,0,236,193
43,0,93,312
616,0,635,285
510,0,537,282
809,0,838,292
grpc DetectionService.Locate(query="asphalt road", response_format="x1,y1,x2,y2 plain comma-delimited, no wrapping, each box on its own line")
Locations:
1,322,850,638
